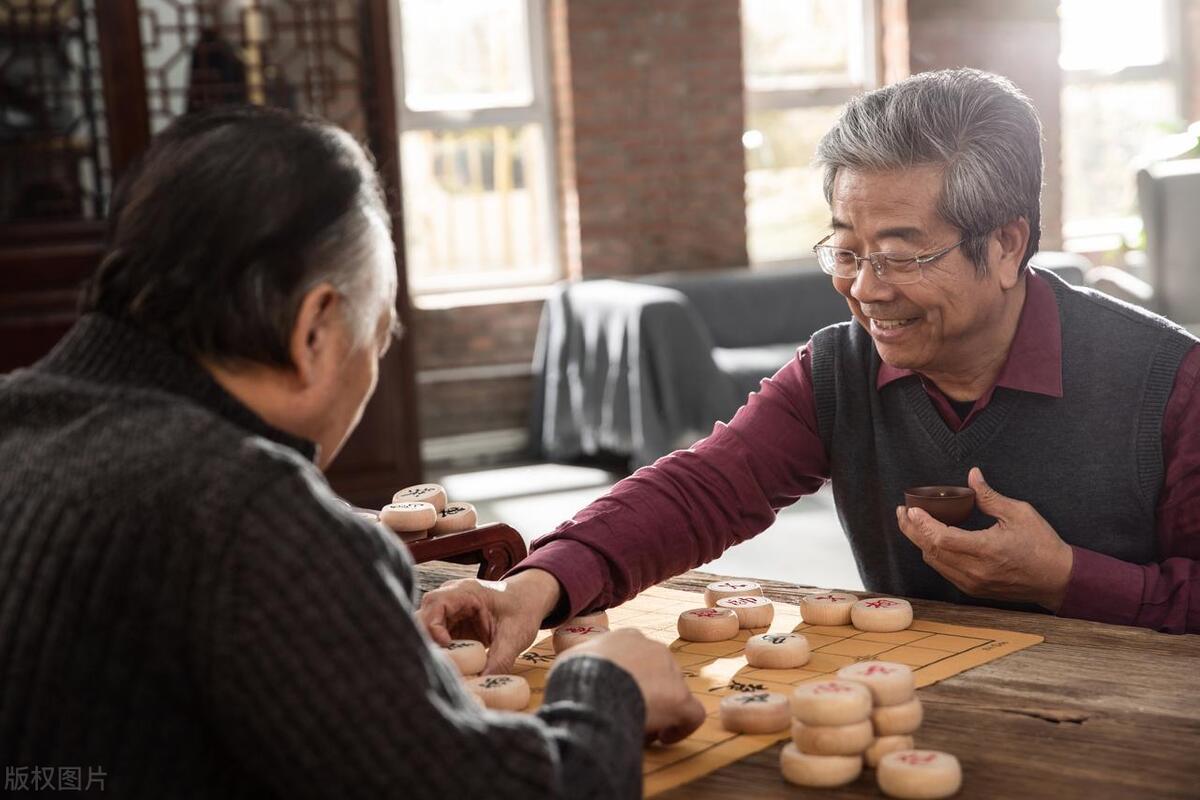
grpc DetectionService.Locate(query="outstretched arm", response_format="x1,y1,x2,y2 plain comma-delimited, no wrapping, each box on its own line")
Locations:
513,344,831,622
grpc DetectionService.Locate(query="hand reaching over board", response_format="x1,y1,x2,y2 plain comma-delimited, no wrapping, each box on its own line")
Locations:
417,568,561,673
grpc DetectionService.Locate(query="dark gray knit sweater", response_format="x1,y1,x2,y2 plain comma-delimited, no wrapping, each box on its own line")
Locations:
0,314,645,798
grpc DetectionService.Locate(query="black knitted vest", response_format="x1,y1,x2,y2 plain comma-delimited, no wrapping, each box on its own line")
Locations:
810,269,1195,607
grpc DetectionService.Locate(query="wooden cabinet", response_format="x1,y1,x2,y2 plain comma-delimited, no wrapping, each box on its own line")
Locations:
0,0,420,505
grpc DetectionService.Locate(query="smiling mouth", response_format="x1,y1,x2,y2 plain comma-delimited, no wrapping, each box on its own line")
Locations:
870,317,919,331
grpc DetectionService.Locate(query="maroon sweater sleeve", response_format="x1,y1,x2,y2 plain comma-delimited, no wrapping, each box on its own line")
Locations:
514,345,830,621
1058,344,1200,633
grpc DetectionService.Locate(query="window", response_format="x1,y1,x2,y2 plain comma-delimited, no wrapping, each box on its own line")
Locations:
1059,0,1187,250
396,0,558,294
741,0,875,265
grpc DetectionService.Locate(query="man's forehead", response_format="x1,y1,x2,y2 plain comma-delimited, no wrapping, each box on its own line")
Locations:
829,166,944,239
830,217,925,240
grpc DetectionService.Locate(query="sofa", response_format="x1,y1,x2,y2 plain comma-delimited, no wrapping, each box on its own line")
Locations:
531,255,1089,468
1138,158,1200,324
1051,160,1200,325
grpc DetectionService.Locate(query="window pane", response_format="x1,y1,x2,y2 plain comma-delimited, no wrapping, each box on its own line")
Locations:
744,106,842,263
402,124,554,292
1059,0,1167,71
743,0,859,88
400,0,532,111
1061,80,1179,228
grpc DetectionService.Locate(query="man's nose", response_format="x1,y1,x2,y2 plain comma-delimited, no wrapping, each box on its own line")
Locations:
850,261,895,304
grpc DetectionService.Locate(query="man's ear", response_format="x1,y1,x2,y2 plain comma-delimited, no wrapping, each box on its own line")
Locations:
288,283,340,387
992,217,1030,290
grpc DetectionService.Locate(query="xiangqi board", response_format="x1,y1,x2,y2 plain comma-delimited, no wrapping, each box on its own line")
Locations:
510,585,1042,797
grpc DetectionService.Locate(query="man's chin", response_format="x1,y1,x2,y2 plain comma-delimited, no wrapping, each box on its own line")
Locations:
872,340,920,371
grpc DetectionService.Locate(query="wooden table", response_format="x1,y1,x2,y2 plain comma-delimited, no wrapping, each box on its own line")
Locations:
417,563,1200,799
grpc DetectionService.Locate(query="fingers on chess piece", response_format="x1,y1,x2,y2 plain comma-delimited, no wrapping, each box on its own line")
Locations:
836,661,915,707
392,483,447,513
779,743,863,788
715,595,775,628
552,624,607,653
719,691,791,734
443,639,487,676
790,680,873,726
792,718,875,756
745,632,811,669
703,579,763,607
851,597,914,632
865,735,915,769
380,501,437,535
467,674,531,711
433,502,477,536
872,696,923,736
799,592,859,625
676,607,740,642
876,750,962,799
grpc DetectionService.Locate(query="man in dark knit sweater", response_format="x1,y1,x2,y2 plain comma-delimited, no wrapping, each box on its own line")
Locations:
0,108,703,797
421,68,1200,666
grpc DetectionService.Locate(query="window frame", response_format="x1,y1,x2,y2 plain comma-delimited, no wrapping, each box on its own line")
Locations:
393,0,562,296
742,0,878,268
1059,0,1188,250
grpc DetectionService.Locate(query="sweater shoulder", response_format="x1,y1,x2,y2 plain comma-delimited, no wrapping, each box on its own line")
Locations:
809,320,875,382
0,373,315,514
808,321,866,447
1052,273,1196,344
125,396,316,506
1051,278,1197,393
809,320,863,359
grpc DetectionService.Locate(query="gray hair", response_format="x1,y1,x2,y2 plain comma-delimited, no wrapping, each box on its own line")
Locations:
293,128,393,348
814,68,1042,273
85,106,393,366
241,124,394,354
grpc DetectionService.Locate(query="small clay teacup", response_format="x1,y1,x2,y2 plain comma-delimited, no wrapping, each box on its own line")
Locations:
903,486,976,526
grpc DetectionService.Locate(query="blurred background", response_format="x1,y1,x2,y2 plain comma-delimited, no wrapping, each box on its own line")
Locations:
4,1,1198,583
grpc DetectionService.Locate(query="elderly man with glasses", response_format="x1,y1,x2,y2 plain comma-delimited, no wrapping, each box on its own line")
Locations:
421,68,1200,669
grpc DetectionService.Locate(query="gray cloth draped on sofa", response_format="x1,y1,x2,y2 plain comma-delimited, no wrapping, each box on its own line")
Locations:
530,266,848,467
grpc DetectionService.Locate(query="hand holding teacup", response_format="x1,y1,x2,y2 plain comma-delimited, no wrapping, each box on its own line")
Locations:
896,468,1074,611
903,485,976,525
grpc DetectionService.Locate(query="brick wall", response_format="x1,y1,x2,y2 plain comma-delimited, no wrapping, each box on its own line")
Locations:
904,0,1063,250
412,299,542,442
553,0,748,278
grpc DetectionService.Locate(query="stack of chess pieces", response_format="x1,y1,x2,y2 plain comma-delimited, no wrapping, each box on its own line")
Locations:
353,482,478,543
681,582,962,799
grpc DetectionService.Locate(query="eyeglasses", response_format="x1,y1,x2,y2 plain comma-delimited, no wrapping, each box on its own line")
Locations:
811,234,965,285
